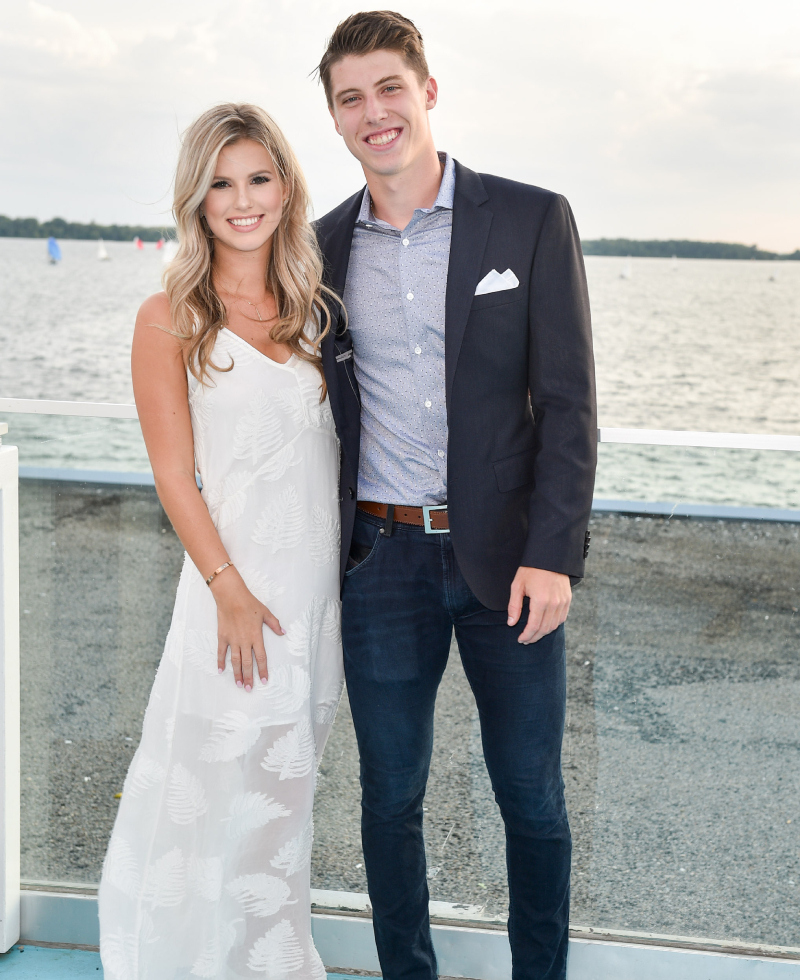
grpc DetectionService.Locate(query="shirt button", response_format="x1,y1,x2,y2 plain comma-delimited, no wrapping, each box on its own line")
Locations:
414,346,421,355
425,399,432,408
438,450,445,458
407,292,414,300
402,239,409,247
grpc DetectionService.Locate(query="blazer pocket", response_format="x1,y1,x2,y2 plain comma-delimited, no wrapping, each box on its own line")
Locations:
493,448,536,493
470,290,526,313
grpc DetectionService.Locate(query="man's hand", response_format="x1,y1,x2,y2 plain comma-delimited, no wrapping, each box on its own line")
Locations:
507,566,571,645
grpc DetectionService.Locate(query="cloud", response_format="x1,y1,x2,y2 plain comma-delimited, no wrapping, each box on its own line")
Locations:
0,0,798,249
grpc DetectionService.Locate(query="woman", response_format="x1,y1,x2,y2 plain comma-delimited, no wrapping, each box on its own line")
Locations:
98,104,343,979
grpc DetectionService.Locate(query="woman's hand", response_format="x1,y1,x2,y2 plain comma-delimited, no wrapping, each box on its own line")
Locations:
209,568,284,690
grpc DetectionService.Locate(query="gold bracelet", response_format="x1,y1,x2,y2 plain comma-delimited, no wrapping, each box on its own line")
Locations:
206,561,234,586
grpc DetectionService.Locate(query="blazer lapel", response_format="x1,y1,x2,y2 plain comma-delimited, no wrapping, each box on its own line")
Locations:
445,161,492,410
321,189,362,299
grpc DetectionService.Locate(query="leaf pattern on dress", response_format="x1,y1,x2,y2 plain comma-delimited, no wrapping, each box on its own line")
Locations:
198,710,263,763
189,384,214,471
190,920,238,977
258,442,302,483
309,946,328,980
183,630,221,676
225,792,291,840
102,933,137,980
309,505,339,567
252,485,305,553
274,387,306,427
206,469,255,529
270,820,314,877
320,597,342,643
314,694,341,727
240,567,286,605
142,846,185,907
285,597,324,660
255,665,311,717
104,837,140,898
247,919,305,976
186,855,223,902
233,389,284,465
125,754,166,798
167,764,209,825
260,718,315,780
226,873,296,917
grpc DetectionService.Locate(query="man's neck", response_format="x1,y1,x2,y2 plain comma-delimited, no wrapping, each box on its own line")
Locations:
365,146,444,231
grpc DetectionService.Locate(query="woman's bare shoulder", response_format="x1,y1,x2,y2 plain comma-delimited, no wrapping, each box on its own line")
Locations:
136,291,172,330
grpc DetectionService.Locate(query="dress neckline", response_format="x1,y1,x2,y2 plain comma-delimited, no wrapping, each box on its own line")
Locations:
221,327,297,371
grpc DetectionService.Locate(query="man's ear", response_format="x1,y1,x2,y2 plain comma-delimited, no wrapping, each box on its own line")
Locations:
328,104,342,136
425,76,438,111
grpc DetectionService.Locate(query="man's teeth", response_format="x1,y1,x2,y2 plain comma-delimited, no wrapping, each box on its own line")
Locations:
367,130,399,146
229,216,260,227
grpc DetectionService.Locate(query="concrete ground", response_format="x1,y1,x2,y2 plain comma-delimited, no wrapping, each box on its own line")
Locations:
16,480,800,947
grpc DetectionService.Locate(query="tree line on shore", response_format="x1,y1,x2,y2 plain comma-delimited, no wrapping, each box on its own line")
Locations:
581,238,800,260
0,214,172,242
1,213,798,260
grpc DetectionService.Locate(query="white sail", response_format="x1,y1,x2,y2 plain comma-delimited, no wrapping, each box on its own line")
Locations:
162,240,179,265
98,239,110,261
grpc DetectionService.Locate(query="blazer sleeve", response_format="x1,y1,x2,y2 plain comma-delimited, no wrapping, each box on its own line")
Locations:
521,193,597,579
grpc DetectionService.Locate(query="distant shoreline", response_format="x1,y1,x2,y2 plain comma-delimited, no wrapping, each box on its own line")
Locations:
0,214,173,243
1,214,798,260
581,238,800,261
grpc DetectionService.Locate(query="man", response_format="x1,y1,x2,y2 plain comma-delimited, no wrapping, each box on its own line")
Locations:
314,11,596,980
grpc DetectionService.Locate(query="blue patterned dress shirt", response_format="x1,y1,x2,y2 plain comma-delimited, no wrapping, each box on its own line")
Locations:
343,152,455,506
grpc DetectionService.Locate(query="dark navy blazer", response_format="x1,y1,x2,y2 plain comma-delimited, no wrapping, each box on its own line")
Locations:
315,160,597,611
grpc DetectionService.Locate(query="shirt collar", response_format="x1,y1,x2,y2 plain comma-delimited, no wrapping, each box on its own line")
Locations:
357,152,455,226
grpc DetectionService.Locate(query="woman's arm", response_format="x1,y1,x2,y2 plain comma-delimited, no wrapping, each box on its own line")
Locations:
131,292,283,690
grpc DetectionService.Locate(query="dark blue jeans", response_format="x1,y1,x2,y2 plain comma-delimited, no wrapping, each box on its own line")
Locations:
341,510,571,980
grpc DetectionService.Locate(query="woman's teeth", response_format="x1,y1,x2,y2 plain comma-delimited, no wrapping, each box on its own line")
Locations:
229,216,261,227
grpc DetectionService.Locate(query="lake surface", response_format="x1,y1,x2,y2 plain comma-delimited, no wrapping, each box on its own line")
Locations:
1,238,798,507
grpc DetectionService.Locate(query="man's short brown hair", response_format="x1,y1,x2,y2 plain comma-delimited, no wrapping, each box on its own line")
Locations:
317,10,430,106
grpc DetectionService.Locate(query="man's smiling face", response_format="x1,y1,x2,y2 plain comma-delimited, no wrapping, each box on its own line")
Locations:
328,49,438,178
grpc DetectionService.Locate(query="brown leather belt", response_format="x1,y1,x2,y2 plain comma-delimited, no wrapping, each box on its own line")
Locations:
357,500,449,533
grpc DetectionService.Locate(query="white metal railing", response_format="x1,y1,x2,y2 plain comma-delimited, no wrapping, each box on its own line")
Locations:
0,423,20,952
1,397,799,452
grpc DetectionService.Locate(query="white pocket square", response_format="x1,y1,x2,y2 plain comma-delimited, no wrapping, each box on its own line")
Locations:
474,268,519,296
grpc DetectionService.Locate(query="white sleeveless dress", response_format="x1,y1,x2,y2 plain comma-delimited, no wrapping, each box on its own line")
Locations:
98,328,344,980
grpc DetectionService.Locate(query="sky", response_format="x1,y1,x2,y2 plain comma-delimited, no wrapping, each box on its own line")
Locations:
1,0,799,250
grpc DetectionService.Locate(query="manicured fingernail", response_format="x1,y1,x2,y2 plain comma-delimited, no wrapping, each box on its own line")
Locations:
236,680,243,688
261,676,268,685
245,684,251,692
507,617,514,625
281,628,287,635
218,667,224,674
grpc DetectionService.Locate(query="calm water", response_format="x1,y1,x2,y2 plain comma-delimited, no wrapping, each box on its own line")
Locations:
1,238,798,506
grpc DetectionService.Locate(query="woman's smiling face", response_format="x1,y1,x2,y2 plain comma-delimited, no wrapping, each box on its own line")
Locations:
202,139,286,253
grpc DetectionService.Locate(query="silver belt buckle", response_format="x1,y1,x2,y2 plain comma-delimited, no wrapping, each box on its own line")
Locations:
422,504,448,534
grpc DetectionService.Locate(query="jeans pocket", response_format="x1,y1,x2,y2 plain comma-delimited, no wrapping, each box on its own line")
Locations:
344,518,381,577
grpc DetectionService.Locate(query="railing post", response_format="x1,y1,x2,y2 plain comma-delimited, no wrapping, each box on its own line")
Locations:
0,422,21,951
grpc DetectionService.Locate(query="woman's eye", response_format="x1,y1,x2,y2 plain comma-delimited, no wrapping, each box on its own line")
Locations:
211,180,229,189
252,175,270,184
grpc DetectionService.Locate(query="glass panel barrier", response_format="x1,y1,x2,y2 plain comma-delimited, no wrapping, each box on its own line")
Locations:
7,412,799,949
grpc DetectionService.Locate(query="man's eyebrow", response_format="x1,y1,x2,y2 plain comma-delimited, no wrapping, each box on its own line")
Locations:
335,74,404,100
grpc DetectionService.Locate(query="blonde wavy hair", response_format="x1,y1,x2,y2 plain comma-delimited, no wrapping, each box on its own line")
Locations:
163,103,337,396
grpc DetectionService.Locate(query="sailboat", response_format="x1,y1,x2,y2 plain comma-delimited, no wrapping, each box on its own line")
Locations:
620,256,632,279
155,238,164,250
133,236,145,250
162,239,179,265
47,237,62,264
97,238,110,261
